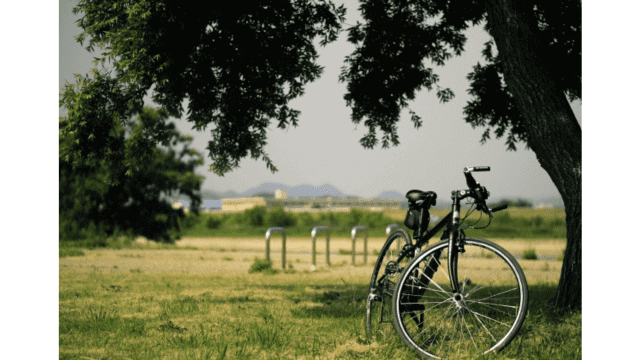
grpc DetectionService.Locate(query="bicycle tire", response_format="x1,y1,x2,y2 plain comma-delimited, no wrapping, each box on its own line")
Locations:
365,229,413,338
391,238,528,359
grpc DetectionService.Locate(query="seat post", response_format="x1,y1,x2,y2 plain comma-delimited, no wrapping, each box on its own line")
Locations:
413,208,425,240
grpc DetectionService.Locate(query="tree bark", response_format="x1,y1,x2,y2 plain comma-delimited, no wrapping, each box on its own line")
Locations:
485,0,581,311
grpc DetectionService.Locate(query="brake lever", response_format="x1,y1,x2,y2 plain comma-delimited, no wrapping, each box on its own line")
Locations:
486,205,494,220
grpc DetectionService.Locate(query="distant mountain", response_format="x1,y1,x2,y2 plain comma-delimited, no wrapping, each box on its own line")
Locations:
220,190,241,199
290,184,345,198
200,189,223,199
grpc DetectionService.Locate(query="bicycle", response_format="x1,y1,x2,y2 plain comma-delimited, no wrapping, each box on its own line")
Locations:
365,166,529,358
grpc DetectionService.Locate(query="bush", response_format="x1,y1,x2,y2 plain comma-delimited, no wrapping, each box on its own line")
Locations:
297,213,317,227
363,212,385,228
523,248,538,260
206,216,222,229
248,258,279,275
179,213,200,230
266,207,297,227
318,212,339,226
245,206,267,227
230,212,247,225
346,208,364,227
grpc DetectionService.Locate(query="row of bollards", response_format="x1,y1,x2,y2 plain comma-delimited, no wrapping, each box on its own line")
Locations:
264,224,401,270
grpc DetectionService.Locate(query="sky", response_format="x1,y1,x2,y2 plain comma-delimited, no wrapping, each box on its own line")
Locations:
59,0,581,205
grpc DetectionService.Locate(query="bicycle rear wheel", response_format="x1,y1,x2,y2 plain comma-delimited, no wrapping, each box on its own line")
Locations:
391,238,528,359
365,229,413,338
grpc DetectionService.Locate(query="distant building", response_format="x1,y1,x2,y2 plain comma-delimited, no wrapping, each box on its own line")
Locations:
264,197,401,211
275,189,288,199
221,197,267,212
202,200,222,210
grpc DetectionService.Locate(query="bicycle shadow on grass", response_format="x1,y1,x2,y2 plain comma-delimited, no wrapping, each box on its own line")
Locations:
265,283,370,319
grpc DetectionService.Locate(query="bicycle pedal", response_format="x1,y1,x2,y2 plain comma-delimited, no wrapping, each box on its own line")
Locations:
368,293,380,302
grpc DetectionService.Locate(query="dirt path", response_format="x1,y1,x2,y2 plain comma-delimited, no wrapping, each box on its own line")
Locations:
60,237,564,279
59,237,381,276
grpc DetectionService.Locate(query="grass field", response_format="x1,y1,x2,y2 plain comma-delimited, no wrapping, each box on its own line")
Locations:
180,207,567,239
59,236,580,359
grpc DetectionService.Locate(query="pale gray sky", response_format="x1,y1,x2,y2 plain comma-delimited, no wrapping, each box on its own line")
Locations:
59,0,581,204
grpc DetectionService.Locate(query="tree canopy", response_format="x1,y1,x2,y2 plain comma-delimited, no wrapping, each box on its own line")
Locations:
337,0,581,311
61,0,345,180
339,0,580,151
62,0,580,177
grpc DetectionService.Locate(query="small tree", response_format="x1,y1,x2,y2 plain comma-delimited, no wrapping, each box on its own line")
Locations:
59,106,204,243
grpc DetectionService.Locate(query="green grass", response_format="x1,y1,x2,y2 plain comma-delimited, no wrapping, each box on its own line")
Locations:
60,267,581,359
59,249,85,258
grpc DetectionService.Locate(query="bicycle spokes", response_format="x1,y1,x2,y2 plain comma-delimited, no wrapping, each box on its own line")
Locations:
392,239,528,359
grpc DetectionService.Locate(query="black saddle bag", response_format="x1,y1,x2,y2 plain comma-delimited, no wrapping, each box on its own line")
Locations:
404,205,430,231
403,190,436,232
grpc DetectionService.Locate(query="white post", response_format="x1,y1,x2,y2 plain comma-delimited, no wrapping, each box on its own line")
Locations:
265,227,286,270
351,226,368,266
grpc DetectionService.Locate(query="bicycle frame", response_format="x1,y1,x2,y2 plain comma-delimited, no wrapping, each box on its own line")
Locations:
395,189,480,295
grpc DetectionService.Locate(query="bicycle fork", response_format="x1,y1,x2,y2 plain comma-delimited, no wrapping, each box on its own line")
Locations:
448,191,465,295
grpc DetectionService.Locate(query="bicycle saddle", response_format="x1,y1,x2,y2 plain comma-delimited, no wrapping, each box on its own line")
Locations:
405,190,437,207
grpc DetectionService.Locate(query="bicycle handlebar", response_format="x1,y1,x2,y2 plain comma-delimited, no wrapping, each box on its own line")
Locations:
463,166,490,190
490,204,508,213
464,172,479,189
464,166,490,173
462,167,493,215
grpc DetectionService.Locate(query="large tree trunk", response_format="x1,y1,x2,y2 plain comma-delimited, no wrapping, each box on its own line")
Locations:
485,0,582,311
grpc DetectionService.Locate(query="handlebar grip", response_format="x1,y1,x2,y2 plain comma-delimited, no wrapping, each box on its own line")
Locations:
464,166,491,173
490,204,508,213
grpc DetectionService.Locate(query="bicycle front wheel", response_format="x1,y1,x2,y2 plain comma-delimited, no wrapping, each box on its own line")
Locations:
391,238,528,359
365,229,412,339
